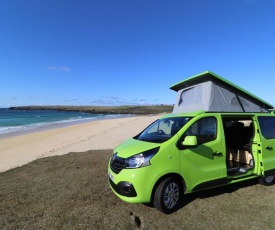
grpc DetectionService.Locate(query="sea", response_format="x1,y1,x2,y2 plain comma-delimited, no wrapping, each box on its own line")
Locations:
0,108,131,139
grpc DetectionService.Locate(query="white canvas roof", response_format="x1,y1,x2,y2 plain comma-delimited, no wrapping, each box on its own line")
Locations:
170,71,273,114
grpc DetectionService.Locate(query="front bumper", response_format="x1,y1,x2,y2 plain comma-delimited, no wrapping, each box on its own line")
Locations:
108,178,137,197
108,164,154,203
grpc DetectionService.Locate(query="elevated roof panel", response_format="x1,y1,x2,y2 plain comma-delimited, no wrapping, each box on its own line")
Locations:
170,71,273,109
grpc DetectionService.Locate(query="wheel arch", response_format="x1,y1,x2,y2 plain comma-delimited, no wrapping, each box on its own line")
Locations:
150,173,186,203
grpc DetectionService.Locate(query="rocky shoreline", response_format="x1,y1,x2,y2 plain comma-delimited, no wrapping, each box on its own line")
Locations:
9,105,173,115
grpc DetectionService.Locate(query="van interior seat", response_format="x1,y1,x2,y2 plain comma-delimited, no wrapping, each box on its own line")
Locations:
245,123,253,140
231,122,245,152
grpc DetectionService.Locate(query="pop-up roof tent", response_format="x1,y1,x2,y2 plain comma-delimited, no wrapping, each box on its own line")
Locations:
170,71,273,114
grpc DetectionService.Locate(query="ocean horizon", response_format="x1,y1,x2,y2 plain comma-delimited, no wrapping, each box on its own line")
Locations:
0,108,132,138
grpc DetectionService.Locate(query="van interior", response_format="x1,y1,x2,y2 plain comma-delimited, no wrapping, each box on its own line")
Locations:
222,116,254,177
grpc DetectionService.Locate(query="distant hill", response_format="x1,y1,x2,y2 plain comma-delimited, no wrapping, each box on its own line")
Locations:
9,105,174,115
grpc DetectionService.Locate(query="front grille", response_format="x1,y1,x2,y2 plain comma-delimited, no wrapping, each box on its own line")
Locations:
110,154,125,174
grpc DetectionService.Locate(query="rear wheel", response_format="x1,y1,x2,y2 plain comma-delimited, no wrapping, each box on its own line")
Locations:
259,175,275,186
153,177,183,214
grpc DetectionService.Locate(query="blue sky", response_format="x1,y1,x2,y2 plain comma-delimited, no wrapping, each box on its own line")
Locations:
1,0,275,107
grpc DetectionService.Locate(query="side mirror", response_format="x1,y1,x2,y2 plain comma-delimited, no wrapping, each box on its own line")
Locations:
181,136,198,147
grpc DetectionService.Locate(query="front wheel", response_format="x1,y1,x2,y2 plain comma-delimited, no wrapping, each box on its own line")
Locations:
153,177,183,214
259,175,275,186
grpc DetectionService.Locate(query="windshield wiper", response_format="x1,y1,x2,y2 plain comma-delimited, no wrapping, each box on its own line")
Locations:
138,138,148,142
151,139,166,143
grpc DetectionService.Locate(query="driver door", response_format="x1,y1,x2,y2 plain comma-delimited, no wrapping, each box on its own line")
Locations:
178,115,227,192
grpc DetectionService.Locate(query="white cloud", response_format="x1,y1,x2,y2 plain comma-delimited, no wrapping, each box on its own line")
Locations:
92,98,118,105
57,96,164,106
28,95,38,99
48,66,71,72
63,99,81,103
108,96,120,100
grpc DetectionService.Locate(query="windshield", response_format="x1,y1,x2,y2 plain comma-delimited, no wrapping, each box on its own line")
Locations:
135,117,191,143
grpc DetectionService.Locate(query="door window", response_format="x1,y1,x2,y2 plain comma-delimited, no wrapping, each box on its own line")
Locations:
258,116,275,139
185,117,217,145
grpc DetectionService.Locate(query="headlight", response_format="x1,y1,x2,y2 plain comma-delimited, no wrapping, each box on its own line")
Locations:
125,147,159,169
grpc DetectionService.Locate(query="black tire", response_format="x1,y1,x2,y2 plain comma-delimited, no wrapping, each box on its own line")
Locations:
153,177,183,214
259,175,275,186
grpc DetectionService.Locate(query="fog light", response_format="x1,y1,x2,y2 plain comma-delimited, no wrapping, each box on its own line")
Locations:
124,186,131,194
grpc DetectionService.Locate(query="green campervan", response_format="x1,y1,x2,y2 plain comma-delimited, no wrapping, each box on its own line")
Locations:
108,71,275,214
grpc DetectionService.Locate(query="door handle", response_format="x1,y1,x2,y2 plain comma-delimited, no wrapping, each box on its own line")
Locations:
266,146,273,150
212,151,223,156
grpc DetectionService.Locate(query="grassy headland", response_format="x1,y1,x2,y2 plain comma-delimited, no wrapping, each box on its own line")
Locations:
9,105,174,115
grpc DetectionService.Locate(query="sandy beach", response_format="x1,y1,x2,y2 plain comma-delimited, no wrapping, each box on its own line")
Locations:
0,114,161,173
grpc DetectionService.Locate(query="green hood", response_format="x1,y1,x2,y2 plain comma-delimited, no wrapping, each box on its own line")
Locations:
114,138,160,158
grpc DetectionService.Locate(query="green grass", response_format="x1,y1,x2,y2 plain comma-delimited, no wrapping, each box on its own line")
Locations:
1,150,275,229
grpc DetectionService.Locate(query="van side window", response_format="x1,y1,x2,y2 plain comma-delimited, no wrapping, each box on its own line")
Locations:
258,116,275,139
185,117,217,145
